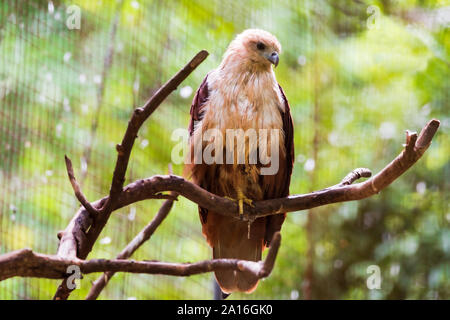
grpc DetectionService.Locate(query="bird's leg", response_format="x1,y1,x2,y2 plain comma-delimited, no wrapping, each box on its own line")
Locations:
236,187,253,218
224,187,255,238
224,187,254,220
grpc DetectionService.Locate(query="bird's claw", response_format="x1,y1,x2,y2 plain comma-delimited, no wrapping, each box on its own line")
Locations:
224,192,255,239
224,192,254,221
237,190,254,221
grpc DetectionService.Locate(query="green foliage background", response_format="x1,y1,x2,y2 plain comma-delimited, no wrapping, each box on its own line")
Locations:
0,0,448,299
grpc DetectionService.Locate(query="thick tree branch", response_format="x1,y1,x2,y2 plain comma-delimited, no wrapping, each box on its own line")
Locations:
0,232,281,282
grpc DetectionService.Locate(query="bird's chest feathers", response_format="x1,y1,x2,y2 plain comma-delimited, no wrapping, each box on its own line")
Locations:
192,71,286,198
204,71,284,132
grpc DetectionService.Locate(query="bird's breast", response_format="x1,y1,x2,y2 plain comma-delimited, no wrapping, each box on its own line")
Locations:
203,69,285,133
190,70,286,199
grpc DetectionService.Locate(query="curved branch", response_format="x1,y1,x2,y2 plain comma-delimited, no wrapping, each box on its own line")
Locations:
0,232,281,282
64,155,99,217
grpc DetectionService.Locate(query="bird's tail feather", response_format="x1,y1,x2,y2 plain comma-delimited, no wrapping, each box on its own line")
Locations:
212,217,263,294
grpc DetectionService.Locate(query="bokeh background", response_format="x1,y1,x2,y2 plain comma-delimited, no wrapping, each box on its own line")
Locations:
0,0,448,300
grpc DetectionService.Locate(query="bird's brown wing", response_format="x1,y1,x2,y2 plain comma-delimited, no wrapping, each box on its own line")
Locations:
262,84,294,246
188,74,209,136
188,74,210,226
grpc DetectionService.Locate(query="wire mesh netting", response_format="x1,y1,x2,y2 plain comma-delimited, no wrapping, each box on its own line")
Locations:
0,0,449,299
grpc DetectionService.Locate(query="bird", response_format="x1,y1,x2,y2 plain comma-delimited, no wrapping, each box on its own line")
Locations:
186,29,294,294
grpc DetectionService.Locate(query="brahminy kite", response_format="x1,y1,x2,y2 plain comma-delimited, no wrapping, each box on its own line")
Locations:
187,29,294,294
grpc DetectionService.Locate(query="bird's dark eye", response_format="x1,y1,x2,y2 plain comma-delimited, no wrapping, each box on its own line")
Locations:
256,42,266,50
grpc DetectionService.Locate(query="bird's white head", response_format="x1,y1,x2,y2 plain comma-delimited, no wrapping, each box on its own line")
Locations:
221,29,282,72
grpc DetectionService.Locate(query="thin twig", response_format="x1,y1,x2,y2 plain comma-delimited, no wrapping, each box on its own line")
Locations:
64,155,99,217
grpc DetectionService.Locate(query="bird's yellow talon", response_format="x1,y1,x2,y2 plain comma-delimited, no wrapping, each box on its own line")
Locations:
225,189,253,219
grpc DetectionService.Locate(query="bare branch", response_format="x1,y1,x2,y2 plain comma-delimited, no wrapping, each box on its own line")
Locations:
64,155,99,217
0,233,281,283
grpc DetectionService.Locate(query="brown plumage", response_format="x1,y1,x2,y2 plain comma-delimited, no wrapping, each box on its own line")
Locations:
187,29,294,294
